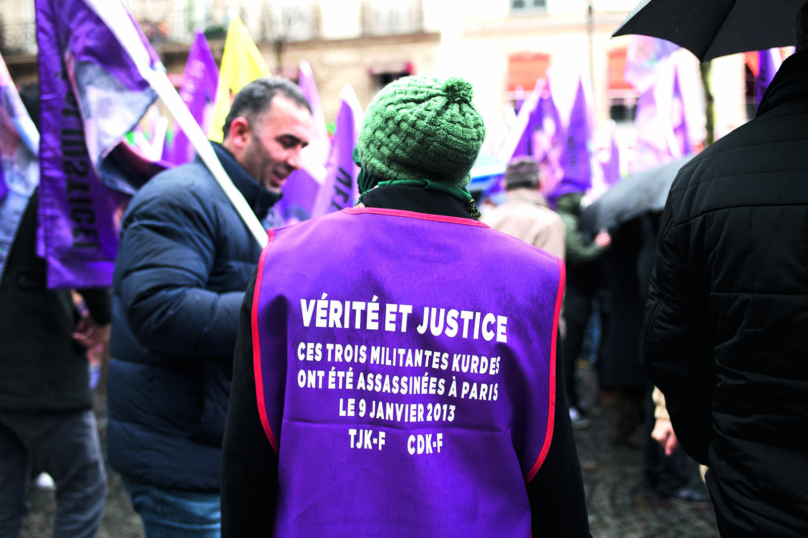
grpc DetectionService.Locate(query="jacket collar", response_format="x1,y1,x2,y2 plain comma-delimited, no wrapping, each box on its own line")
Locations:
199,142,281,221
757,49,808,118
361,184,472,219
507,188,550,207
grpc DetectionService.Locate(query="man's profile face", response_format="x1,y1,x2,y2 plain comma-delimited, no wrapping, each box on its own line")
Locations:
238,95,312,193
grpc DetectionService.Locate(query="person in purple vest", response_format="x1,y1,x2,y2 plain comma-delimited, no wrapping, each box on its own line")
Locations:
221,76,590,537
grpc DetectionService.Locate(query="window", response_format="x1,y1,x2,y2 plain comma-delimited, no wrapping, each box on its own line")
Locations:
373,71,409,89
609,98,638,124
369,61,415,91
507,53,550,96
511,0,548,11
362,0,424,36
607,49,638,124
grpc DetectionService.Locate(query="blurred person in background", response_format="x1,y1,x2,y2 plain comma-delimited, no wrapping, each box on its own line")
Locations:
0,83,109,538
599,216,652,446
482,156,565,260
555,192,610,427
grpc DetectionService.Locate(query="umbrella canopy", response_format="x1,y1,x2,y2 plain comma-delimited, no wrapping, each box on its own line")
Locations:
613,0,805,61
580,155,693,235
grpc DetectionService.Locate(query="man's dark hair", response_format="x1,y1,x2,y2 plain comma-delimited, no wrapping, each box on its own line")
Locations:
504,156,541,191
222,76,311,140
795,1,808,52
18,82,40,130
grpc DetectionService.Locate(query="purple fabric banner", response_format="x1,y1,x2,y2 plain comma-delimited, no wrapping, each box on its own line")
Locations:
503,78,564,197
672,68,692,156
275,167,322,224
162,32,219,165
252,207,564,536
535,83,565,196
0,154,6,202
634,61,686,172
297,61,329,152
311,85,362,217
275,61,328,224
36,0,164,288
510,100,542,161
513,84,525,114
0,52,39,281
624,36,679,95
601,125,621,188
634,87,669,171
553,76,593,198
756,49,782,106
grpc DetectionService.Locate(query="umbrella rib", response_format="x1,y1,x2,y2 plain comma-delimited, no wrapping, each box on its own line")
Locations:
699,0,740,61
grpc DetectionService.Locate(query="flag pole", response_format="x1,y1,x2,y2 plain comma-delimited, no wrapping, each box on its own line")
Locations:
145,71,268,248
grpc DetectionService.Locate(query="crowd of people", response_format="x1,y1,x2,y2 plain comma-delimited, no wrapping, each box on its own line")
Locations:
3,3,808,538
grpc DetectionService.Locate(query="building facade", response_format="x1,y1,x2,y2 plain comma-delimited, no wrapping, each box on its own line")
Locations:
1,0,757,153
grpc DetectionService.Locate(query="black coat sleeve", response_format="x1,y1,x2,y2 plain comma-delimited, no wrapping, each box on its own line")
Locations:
222,272,276,538
77,287,112,326
222,287,590,538
117,185,244,361
644,201,714,465
527,330,591,538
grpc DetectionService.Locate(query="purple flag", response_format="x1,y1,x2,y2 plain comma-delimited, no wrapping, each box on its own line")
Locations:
634,61,685,172
36,0,166,288
298,61,329,153
311,85,363,217
756,49,782,106
275,61,328,224
534,83,565,196
672,68,692,156
499,77,565,198
600,123,621,188
0,52,39,281
553,75,593,198
275,166,323,224
624,36,679,95
511,98,543,160
162,32,219,165
0,156,5,202
513,84,525,114
634,87,669,171
498,82,541,165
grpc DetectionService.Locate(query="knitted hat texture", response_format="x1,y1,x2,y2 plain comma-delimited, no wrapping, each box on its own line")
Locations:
356,76,486,187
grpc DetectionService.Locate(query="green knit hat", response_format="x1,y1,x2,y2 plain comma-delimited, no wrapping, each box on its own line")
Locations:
355,76,486,188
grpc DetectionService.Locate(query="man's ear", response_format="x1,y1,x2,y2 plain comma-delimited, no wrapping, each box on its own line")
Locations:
227,117,251,150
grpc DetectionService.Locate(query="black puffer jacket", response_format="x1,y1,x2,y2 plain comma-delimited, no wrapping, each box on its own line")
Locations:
108,143,278,493
645,50,808,538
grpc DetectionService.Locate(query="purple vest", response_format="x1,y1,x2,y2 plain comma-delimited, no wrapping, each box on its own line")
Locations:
252,207,565,537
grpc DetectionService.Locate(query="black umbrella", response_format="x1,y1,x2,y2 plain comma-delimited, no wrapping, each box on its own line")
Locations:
613,0,805,61
580,156,693,235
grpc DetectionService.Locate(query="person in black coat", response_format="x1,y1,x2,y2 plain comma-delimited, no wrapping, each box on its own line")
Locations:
107,78,311,536
599,217,649,445
0,83,111,538
645,5,808,536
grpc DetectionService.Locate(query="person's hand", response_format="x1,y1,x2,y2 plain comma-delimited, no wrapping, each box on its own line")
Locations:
652,418,680,456
595,230,612,248
73,314,111,349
